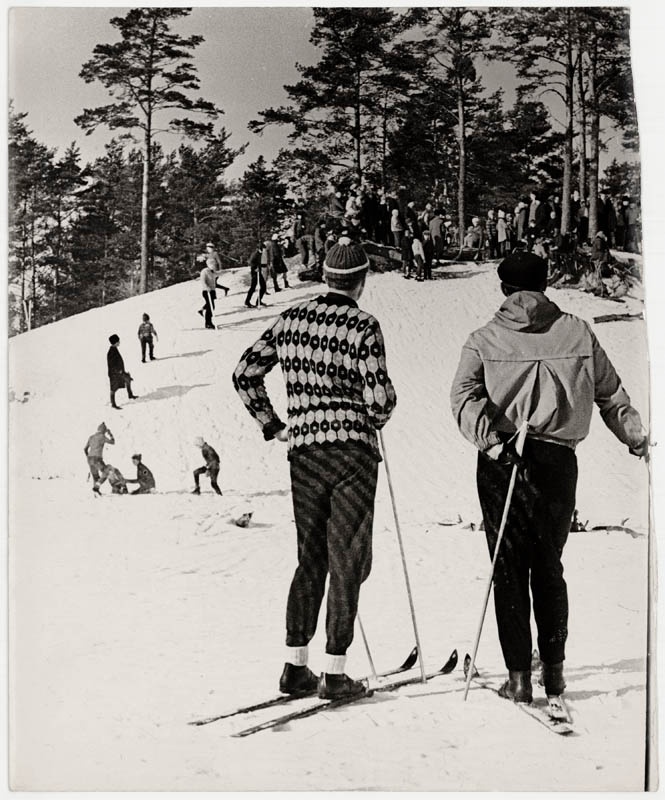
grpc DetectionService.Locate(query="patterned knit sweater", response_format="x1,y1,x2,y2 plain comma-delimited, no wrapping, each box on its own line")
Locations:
232,293,397,460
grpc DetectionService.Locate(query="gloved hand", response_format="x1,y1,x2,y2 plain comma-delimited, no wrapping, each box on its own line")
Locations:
485,440,527,476
629,437,649,458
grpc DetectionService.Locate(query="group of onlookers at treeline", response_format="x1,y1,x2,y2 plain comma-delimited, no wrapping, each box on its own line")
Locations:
270,183,640,284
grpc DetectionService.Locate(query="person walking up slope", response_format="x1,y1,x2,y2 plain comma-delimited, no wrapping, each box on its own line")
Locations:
192,436,222,495
233,237,397,700
450,250,648,705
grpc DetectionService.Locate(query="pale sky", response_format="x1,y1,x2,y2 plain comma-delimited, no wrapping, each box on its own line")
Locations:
9,5,320,180
7,3,637,183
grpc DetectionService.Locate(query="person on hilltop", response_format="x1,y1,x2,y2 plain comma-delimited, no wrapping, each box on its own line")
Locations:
204,241,230,296
199,261,218,329
233,237,397,701
245,241,267,308
192,436,222,496
107,334,138,409
137,313,158,362
126,453,156,495
450,250,648,707
267,234,290,292
84,422,115,495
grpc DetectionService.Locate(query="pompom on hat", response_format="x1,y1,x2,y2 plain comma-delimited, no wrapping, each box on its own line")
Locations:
497,250,548,291
324,237,369,278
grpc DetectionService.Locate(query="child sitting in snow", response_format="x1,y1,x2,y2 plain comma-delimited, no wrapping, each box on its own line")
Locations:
102,464,128,495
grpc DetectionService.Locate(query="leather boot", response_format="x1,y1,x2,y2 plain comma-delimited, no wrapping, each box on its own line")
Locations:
498,670,533,703
279,663,318,695
318,673,368,700
541,662,566,696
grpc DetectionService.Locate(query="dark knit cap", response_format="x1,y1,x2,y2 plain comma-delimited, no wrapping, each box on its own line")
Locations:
324,237,369,277
109,334,120,345
497,250,548,291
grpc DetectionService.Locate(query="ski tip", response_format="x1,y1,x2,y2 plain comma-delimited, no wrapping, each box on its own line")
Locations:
401,646,419,671
442,649,458,673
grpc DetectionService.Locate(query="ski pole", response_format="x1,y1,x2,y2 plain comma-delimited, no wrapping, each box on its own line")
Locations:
644,439,657,790
463,420,529,701
357,613,378,682
379,430,427,684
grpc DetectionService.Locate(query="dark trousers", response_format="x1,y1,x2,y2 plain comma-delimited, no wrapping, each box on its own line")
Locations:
194,463,222,494
140,336,154,361
287,445,378,655
476,439,577,671
245,268,266,305
202,290,215,328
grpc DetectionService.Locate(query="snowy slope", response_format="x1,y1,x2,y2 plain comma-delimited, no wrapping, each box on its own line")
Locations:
8,259,652,790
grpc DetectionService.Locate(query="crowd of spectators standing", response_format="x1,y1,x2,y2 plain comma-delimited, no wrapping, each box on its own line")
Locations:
255,182,640,289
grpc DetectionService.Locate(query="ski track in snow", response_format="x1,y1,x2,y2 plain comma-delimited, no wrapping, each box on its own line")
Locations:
9,261,650,790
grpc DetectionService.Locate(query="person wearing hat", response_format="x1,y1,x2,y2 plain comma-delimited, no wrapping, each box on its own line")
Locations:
233,237,397,701
245,242,267,308
204,242,230,296
126,453,156,495
192,436,222,495
450,250,648,705
107,334,138,409
266,233,289,292
84,422,115,495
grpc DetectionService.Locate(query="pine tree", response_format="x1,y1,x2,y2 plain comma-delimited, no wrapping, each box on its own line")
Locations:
75,8,222,294
416,8,494,247
249,8,413,184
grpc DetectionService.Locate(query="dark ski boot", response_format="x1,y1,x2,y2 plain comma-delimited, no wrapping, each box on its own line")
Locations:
540,662,566,696
279,663,318,695
498,670,533,703
191,487,201,495
318,673,368,700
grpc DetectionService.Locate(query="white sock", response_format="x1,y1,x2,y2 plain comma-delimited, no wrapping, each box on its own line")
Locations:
286,645,308,667
325,654,347,675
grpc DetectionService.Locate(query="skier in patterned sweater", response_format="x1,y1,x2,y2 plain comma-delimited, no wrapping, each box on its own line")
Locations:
233,237,397,700
450,250,648,705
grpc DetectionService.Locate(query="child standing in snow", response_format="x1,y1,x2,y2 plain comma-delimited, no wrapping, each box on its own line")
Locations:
84,422,115,494
233,237,397,701
137,313,158,362
192,437,222,495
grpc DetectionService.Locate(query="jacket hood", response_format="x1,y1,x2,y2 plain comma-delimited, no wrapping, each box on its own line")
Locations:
494,291,562,333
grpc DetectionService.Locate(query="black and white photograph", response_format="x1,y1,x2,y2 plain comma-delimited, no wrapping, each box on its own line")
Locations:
6,2,663,791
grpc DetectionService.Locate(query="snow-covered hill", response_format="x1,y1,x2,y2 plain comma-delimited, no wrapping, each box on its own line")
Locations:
8,259,652,790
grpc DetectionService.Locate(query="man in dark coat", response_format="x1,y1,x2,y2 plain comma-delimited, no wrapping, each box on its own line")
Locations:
107,334,137,409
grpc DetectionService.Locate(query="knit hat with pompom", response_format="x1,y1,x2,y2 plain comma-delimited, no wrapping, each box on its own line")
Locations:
324,237,369,290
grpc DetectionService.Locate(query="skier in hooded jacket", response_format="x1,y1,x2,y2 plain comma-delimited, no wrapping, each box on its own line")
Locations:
450,250,648,705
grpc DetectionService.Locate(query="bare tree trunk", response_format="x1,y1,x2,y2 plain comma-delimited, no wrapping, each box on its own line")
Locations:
456,76,466,254
576,39,588,200
560,12,575,237
140,128,151,294
355,68,362,183
587,38,600,241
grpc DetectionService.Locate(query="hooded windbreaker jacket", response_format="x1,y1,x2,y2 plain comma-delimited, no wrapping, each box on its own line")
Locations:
450,291,644,452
